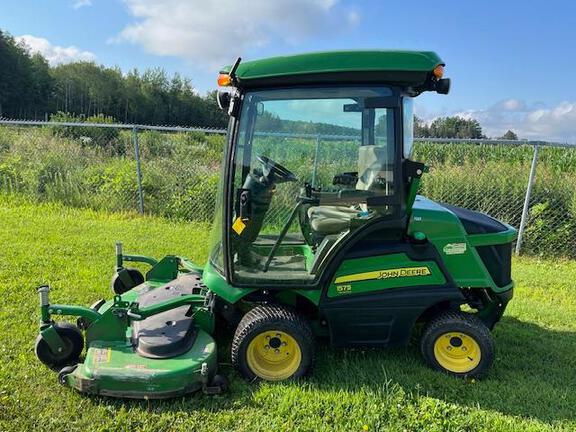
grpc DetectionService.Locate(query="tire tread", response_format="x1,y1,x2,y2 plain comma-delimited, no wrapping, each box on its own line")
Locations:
231,304,314,380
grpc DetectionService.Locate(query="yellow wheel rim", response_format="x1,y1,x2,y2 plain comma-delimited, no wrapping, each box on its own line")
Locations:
433,332,481,373
246,331,302,380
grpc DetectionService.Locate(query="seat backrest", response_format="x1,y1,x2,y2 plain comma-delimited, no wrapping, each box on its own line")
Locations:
355,145,393,193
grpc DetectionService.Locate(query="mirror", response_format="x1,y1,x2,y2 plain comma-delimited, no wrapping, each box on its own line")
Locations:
343,103,362,112
436,78,451,95
217,91,231,112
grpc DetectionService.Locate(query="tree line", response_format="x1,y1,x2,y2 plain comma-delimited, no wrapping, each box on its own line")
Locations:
1,28,520,138
0,30,228,127
415,116,518,140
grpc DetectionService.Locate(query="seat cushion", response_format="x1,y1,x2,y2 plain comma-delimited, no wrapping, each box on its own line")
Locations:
307,206,358,234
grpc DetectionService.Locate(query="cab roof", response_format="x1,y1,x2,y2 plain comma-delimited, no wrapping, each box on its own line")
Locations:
220,50,444,89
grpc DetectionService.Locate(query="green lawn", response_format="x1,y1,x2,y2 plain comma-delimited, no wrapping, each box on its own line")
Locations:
0,196,575,432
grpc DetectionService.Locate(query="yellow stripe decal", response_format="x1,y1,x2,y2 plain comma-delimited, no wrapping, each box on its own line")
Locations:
334,266,432,284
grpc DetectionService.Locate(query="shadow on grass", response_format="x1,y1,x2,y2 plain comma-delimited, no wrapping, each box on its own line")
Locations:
310,316,576,423
80,316,575,424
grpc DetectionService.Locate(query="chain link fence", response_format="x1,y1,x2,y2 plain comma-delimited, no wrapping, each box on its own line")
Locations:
0,119,574,258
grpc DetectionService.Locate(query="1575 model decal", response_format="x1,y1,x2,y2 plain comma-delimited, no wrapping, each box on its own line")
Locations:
334,266,432,285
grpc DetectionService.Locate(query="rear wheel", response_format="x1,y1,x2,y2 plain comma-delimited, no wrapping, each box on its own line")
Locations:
420,311,494,378
231,305,314,381
35,323,84,370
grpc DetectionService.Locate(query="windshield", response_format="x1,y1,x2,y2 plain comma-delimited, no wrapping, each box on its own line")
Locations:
221,86,399,284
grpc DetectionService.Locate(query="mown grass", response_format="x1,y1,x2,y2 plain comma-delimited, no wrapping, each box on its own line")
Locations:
0,196,575,431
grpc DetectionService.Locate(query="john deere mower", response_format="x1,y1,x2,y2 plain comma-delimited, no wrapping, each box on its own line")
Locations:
35,50,516,398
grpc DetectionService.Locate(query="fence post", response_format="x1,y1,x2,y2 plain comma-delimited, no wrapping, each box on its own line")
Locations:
515,144,539,255
132,126,144,214
311,135,321,187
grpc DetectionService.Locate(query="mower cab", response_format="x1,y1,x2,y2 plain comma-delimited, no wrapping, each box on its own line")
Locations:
35,51,516,398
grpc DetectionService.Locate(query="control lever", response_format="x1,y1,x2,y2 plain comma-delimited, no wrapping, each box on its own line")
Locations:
127,310,143,320
239,190,251,219
127,302,143,320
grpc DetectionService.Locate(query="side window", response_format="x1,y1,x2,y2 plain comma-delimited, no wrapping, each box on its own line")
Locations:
403,97,414,158
228,87,397,285
360,108,394,196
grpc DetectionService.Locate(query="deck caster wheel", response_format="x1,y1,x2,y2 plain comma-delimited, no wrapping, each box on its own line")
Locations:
35,323,84,370
58,364,78,386
111,268,144,294
421,311,494,379
204,374,229,395
232,305,314,381
211,374,229,393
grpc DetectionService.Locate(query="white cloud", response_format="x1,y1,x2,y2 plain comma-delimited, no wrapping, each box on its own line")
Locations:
114,0,359,67
453,99,576,142
72,0,92,9
416,98,576,143
16,35,96,66
489,98,528,112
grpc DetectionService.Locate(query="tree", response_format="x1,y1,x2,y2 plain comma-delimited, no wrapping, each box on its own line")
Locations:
501,130,518,140
428,116,484,139
0,27,232,126
0,30,54,119
414,116,430,138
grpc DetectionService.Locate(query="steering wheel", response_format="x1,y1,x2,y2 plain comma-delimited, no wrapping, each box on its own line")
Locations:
257,155,297,183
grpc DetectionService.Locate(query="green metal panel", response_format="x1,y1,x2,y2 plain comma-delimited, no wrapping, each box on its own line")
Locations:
407,196,516,293
68,330,216,397
203,261,321,306
145,255,180,281
328,253,446,298
202,261,256,303
122,254,158,267
275,287,322,306
467,228,517,246
221,50,443,81
85,306,129,344
40,325,66,353
48,304,101,322
292,288,322,305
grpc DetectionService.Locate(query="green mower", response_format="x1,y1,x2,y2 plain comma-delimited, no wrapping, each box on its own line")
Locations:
35,50,516,398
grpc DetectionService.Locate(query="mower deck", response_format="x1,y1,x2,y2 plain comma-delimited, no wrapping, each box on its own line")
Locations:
65,331,216,399
59,271,220,398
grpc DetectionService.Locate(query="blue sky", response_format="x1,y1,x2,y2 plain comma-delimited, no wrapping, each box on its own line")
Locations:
2,0,576,141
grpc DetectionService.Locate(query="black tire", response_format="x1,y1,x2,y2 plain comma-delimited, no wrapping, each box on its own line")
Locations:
420,311,494,379
111,268,144,294
35,323,84,370
231,305,314,382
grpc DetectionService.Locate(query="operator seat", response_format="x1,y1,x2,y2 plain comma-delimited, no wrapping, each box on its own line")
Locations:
307,145,391,235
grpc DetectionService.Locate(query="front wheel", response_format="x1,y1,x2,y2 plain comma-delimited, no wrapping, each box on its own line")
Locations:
420,311,494,378
231,305,315,381
35,323,84,370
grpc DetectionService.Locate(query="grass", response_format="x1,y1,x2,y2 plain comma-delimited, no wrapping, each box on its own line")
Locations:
0,196,575,431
